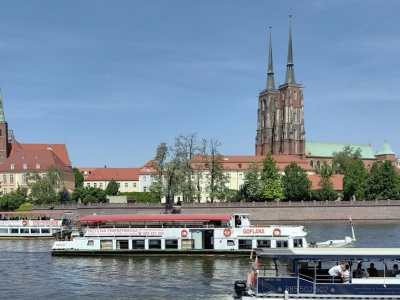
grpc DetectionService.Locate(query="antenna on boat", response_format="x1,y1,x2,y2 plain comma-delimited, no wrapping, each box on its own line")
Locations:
349,216,356,241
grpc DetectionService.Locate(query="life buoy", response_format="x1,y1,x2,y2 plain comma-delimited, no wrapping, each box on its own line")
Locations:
22,220,29,226
223,228,231,237
273,228,281,237
181,229,188,237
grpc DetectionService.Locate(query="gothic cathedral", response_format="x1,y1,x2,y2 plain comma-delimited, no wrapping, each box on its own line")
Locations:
255,16,305,159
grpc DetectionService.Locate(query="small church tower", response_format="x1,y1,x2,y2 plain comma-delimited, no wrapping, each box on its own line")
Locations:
256,14,306,158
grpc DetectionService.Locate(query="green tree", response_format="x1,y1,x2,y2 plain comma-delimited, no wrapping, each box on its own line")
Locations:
26,166,64,205
16,202,36,211
73,167,84,188
282,162,312,201
343,157,368,200
150,142,182,206
0,192,26,211
59,188,71,204
367,161,400,200
105,179,119,196
240,161,264,202
315,161,338,201
331,145,362,174
174,133,200,202
261,153,283,201
71,186,108,204
201,139,229,202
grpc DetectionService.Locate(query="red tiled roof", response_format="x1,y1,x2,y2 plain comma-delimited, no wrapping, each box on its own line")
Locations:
11,141,72,167
84,168,141,181
307,174,344,191
193,155,314,172
0,148,73,173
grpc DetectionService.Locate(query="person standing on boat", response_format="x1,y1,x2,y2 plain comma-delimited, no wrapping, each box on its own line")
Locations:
367,263,378,277
392,264,399,276
328,263,345,282
342,265,351,283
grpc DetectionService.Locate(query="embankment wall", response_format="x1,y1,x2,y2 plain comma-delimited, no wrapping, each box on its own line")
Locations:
54,200,400,223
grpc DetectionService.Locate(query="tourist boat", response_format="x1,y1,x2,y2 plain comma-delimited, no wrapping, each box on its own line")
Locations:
233,247,400,299
51,213,310,256
0,210,72,239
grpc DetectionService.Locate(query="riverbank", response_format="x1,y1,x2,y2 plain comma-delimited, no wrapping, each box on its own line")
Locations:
48,200,400,222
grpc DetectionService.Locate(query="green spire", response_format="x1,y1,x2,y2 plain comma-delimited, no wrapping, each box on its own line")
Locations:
284,13,296,84
376,140,395,155
0,88,5,122
266,25,275,90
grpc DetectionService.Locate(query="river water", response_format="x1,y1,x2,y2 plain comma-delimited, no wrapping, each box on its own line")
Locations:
1,221,399,300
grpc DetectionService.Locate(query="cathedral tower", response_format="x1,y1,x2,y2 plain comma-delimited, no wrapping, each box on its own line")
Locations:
255,15,305,158
0,89,12,163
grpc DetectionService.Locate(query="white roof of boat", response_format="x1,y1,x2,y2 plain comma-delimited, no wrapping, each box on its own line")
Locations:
256,248,400,260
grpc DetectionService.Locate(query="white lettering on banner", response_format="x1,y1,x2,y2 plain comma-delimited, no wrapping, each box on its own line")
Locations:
85,228,165,237
242,228,266,235
0,220,60,226
32,220,60,226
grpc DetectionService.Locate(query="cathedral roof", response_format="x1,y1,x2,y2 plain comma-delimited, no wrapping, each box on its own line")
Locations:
305,141,376,159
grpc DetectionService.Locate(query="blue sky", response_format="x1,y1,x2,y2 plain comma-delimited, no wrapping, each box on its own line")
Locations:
0,0,398,167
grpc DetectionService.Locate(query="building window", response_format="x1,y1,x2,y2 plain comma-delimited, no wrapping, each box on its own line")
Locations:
143,176,146,182
125,183,128,188
118,182,120,187
2,188,6,195
238,164,242,168
86,183,90,187
2,174,6,184
10,164,15,169
22,174,26,184
143,187,147,192
94,183,97,188
100,183,103,188
146,168,150,172
10,188,14,193
133,183,137,187
239,174,243,180
9,174,13,184
23,164,27,169
36,163,40,169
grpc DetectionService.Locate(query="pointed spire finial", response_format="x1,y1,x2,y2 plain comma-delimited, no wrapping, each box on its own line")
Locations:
266,23,275,90
285,11,296,84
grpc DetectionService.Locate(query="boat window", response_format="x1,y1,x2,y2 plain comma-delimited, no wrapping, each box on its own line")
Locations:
238,239,252,249
165,239,178,249
132,240,145,249
100,240,113,250
41,228,50,234
0,228,8,233
20,228,29,234
276,240,288,248
227,240,235,246
257,240,271,248
10,228,18,234
149,239,161,249
87,240,94,246
117,240,129,249
31,228,40,234
293,238,303,248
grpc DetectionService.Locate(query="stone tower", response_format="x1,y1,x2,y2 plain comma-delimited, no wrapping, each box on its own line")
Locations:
255,15,305,158
0,88,13,163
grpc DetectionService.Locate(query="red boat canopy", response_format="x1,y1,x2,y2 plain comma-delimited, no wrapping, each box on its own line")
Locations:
79,214,232,223
0,210,65,215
